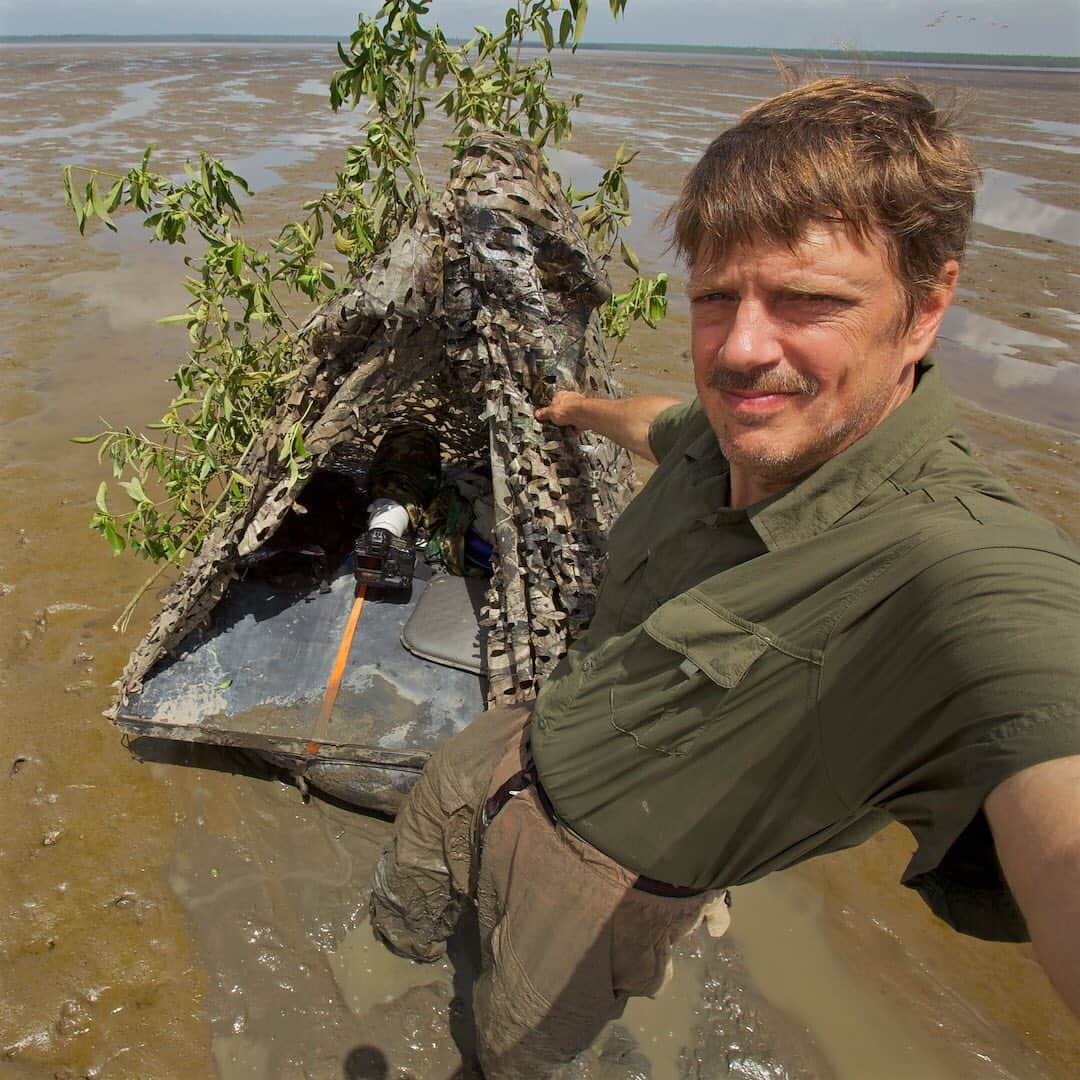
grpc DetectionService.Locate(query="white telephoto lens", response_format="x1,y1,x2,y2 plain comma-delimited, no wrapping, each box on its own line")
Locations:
366,498,410,538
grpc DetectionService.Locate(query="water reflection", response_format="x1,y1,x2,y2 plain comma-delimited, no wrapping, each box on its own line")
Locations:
218,79,274,107
975,169,1080,245
936,308,1080,433
942,305,1067,360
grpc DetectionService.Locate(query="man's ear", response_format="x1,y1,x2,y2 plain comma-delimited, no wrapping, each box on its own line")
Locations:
903,259,960,361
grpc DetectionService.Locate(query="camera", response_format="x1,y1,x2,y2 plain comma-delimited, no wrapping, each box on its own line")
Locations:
353,498,418,591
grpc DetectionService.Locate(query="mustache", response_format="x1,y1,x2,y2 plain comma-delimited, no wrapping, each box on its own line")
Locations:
703,365,818,396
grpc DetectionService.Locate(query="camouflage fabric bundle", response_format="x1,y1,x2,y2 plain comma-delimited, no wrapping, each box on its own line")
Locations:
111,134,635,711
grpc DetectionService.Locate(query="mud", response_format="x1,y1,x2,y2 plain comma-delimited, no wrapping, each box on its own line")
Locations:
1,41,1078,1079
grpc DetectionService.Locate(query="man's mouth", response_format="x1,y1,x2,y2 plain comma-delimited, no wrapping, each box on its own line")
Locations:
703,366,818,398
719,389,800,414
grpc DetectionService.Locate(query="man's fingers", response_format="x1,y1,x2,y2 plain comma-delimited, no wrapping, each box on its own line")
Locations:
537,390,584,428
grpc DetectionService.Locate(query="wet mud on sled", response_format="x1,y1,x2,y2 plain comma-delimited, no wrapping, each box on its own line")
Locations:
108,134,635,812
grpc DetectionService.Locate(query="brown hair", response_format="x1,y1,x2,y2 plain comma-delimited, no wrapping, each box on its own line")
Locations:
667,77,980,327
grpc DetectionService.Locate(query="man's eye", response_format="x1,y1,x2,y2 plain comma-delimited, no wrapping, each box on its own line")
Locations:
794,293,843,306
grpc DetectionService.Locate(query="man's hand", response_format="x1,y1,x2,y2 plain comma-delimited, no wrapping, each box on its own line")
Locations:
535,389,591,433
985,754,1080,1016
535,390,683,463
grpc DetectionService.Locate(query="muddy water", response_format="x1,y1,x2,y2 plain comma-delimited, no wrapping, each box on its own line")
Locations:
1,42,1078,1079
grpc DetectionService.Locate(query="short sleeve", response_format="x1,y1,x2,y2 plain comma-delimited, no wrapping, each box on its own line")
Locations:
892,707,1077,941
647,399,699,463
821,543,1080,941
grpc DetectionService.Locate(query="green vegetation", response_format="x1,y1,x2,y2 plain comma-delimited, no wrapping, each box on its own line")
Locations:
63,0,667,581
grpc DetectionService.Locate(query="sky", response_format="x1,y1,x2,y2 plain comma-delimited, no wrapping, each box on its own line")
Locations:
0,1,1077,56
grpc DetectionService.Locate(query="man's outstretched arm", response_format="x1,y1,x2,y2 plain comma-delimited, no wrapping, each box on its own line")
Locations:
535,390,682,463
985,754,1080,1016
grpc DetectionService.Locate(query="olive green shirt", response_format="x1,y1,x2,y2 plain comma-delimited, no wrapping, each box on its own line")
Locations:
532,360,1080,940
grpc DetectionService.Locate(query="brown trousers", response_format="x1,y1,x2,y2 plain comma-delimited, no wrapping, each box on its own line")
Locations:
370,705,723,1078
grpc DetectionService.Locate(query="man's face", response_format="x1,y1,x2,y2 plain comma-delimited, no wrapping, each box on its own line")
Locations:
688,223,956,503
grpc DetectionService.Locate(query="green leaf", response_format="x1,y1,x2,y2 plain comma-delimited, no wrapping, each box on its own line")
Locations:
102,519,125,554
71,433,107,445
62,166,76,211
559,10,573,46
89,180,117,232
95,481,110,515
620,239,640,272
105,179,125,212
120,477,150,504
214,678,233,690
538,15,554,51
572,0,589,46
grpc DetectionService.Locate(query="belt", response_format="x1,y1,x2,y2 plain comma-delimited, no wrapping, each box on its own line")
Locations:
482,764,708,899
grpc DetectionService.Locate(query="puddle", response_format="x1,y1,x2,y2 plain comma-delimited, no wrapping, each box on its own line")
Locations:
218,79,274,107
0,74,194,145
298,78,332,98
936,307,1080,429
547,146,672,267
618,938,706,1080
327,918,454,1017
934,349,1080,435
732,875,976,1080
0,163,29,187
975,169,1080,245
571,108,716,161
224,145,311,193
941,305,1067,359
1045,306,1080,331
1027,117,1080,140
0,211,71,248
969,238,1056,261
49,224,190,333
970,134,1080,157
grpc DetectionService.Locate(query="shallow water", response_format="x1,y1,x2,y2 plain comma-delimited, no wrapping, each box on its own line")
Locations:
1,42,1078,1079
976,169,1080,245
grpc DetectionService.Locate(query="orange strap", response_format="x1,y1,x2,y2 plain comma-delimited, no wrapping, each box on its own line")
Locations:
308,584,366,752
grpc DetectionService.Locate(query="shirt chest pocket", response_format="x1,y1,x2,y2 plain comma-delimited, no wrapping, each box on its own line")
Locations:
607,598,780,757
609,587,816,756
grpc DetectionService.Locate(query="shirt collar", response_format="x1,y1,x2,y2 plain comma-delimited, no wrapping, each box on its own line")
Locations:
747,358,956,550
681,358,957,550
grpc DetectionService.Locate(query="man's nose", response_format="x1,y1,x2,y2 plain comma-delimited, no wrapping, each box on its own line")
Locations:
721,300,781,369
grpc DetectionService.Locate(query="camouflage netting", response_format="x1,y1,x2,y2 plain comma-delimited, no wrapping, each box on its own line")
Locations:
111,133,636,714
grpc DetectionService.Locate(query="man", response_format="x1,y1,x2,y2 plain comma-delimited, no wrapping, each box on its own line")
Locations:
370,77,1080,1075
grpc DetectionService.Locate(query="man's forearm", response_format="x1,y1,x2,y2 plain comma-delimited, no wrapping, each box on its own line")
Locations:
986,756,1080,1016
535,391,682,463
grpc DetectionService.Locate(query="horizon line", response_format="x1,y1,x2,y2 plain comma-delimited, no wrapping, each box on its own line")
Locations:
1,34,1077,63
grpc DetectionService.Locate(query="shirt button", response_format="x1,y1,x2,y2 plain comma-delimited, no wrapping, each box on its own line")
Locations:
582,657,594,673
535,714,548,730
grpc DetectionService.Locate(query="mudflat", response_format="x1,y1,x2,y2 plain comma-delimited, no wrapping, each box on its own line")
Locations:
0,42,1077,1079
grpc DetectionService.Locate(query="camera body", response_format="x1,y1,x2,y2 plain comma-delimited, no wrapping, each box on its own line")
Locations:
353,496,419,591
353,525,417,591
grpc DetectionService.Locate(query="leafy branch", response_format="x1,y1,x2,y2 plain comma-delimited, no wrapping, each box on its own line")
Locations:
64,0,665,591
